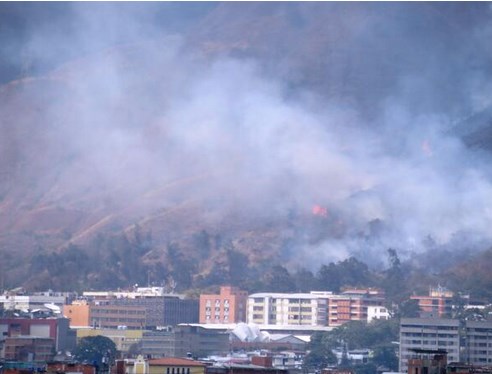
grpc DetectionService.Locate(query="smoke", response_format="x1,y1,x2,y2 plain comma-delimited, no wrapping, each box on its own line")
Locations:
2,2,492,268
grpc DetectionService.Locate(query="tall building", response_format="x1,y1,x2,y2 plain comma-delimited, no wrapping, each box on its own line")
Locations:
399,318,460,373
327,289,385,327
199,286,247,324
464,320,492,365
246,293,328,327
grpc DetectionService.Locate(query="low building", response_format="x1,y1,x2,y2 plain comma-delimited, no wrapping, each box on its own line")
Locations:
114,356,206,374
76,328,144,354
3,336,55,361
0,317,75,352
140,325,229,359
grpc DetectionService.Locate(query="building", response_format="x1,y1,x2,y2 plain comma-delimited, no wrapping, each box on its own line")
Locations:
406,348,448,374
200,286,248,324
77,328,144,353
327,289,385,327
0,317,75,352
464,320,492,365
367,305,390,323
410,286,454,318
89,302,147,329
140,325,229,359
0,291,71,312
78,288,199,329
3,336,55,361
63,300,91,328
112,296,198,328
399,318,460,373
246,293,328,327
114,356,206,374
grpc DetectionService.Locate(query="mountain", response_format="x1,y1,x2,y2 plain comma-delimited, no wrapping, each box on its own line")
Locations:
2,2,492,290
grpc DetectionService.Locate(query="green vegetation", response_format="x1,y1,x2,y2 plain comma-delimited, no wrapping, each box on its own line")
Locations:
73,335,117,366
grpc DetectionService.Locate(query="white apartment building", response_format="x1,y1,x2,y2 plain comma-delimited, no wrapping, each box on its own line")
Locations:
247,293,328,327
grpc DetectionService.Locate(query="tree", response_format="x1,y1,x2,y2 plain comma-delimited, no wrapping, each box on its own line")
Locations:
304,332,337,370
73,336,117,366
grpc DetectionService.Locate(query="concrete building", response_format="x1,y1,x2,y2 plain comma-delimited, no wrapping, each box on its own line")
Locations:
112,296,198,328
247,293,328,327
0,317,75,352
114,356,206,374
410,286,454,318
327,289,385,327
77,328,144,353
63,300,90,328
90,302,147,329
464,320,492,365
399,318,460,373
367,305,390,323
200,286,248,324
140,325,229,358
3,336,55,361
0,291,69,312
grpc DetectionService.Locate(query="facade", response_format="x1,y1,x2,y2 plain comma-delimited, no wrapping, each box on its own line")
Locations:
140,325,229,358
327,289,385,327
3,336,55,361
114,356,206,374
464,320,492,365
399,318,460,373
410,286,454,318
200,286,248,324
112,296,199,328
367,305,390,323
247,293,328,327
63,300,91,328
0,291,71,311
77,328,144,353
89,302,147,329
0,317,74,352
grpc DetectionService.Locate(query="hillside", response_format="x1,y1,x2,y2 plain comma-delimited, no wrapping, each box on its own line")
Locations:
2,3,492,291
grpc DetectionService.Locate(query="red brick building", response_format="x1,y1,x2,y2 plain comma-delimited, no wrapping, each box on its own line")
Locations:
410,286,454,317
199,286,247,324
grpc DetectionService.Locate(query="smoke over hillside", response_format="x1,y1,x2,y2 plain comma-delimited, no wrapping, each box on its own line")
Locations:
2,2,492,283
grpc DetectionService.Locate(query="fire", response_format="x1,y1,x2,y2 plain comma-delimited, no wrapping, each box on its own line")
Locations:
312,205,328,217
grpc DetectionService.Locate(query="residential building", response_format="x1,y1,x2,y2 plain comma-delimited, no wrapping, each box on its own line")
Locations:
399,318,460,373
247,293,328,327
410,286,454,318
327,289,385,327
200,286,248,324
